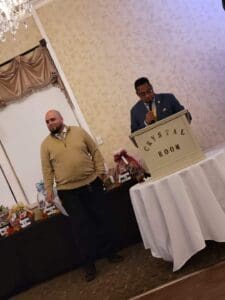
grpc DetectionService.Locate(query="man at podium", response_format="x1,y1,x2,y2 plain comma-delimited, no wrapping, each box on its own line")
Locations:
130,77,190,133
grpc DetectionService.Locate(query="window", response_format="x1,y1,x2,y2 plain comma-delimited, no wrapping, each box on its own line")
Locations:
0,86,79,205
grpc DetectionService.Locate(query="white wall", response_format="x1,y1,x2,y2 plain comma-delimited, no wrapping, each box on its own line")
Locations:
0,164,17,207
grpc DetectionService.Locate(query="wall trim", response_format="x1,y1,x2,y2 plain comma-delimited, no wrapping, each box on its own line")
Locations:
32,0,54,9
31,7,93,137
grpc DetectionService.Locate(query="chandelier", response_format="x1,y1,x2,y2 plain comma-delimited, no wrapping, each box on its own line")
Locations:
0,0,32,42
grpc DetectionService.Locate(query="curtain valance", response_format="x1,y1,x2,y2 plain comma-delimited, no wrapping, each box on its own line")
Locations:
0,44,63,107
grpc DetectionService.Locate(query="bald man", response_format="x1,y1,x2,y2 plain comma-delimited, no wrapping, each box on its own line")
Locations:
41,110,123,282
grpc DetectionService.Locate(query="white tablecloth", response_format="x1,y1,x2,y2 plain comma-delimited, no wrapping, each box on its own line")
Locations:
129,148,225,271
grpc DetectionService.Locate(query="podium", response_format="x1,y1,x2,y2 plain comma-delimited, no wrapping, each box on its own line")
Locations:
130,110,205,180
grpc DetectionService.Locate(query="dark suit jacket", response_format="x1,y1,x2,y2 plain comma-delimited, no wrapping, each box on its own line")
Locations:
130,93,187,133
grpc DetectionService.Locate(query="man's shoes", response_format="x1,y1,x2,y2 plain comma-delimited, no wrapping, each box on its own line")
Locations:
84,263,96,282
107,253,124,263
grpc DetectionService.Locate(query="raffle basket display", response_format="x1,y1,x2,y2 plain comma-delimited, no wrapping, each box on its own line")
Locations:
113,149,149,183
0,205,10,237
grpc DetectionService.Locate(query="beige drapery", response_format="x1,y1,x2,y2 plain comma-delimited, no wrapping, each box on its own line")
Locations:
0,43,64,108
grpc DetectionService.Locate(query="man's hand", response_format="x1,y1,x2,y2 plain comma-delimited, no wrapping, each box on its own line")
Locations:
145,111,156,125
46,190,54,203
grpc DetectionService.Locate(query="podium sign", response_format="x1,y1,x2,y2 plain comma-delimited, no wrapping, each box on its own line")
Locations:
130,110,205,180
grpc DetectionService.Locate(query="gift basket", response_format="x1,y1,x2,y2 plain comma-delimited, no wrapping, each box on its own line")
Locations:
8,202,33,230
0,205,11,237
113,149,150,184
35,181,60,217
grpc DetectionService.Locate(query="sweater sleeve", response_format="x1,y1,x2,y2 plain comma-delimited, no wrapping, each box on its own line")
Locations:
40,140,54,193
82,129,106,176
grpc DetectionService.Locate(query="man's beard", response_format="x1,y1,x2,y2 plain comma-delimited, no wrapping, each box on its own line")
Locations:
50,126,61,134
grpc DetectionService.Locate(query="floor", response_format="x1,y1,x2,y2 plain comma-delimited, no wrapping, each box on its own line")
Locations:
131,261,225,300
11,241,225,300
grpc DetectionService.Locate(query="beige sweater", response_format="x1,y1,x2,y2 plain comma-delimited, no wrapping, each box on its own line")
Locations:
41,126,105,192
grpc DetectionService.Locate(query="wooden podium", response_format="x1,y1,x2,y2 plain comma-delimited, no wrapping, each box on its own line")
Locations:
130,110,205,180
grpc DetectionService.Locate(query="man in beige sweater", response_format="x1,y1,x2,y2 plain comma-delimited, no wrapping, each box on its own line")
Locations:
41,110,122,282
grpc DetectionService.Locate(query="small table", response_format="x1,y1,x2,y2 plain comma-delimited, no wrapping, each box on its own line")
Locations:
130,148,225,271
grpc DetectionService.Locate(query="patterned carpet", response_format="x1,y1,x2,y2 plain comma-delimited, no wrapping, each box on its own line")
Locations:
11,241,225,300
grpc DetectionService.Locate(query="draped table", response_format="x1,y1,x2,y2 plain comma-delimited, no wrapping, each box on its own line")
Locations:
129,147,225,271
0,180,141,299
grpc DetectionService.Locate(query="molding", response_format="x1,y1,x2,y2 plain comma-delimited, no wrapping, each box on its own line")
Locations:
31,7,94,138
31,0,54,9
